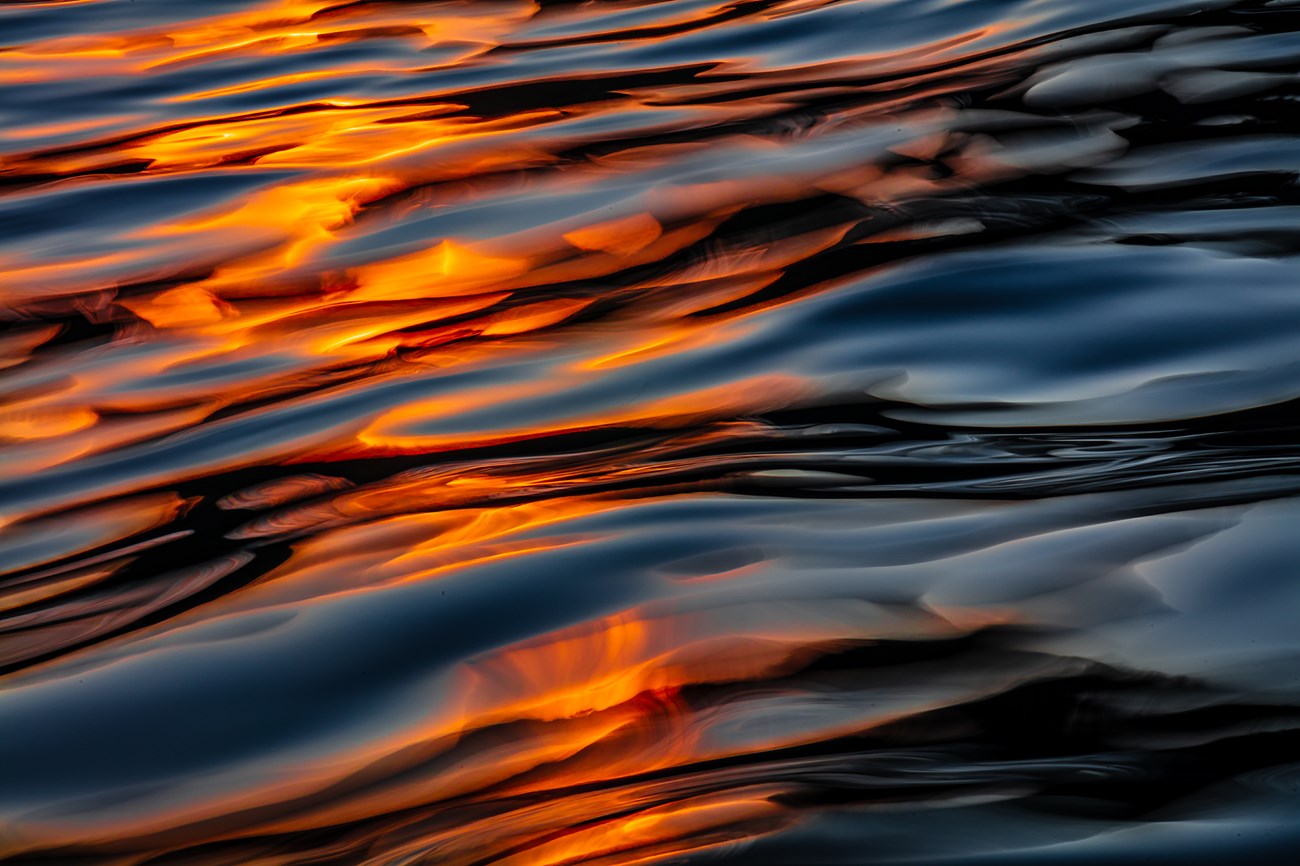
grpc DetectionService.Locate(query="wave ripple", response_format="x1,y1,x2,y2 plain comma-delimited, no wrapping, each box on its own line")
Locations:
2,1,1300,864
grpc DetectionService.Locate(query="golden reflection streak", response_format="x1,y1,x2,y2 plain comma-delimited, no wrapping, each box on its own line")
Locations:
2,1,538,73
40,585,978,855
497,791,791,866
349,374,808,456
0,2,1076,863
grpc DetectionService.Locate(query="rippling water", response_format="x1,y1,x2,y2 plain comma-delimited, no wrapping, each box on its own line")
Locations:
3,0,1300,863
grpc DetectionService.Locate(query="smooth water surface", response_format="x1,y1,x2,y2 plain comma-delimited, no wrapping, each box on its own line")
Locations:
2,1,1300,863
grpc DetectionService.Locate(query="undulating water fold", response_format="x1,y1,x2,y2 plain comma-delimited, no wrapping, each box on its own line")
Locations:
1,0,1300,863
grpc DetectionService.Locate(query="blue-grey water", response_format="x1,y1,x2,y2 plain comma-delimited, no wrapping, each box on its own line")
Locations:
2,1,1300,863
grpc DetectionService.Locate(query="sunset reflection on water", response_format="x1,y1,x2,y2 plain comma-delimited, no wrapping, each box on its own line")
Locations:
4,0,1300,864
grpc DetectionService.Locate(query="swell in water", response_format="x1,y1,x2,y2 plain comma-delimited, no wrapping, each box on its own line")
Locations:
2,0,1300,863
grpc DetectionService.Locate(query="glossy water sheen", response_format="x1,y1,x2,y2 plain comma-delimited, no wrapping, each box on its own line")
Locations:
2,1,1300,863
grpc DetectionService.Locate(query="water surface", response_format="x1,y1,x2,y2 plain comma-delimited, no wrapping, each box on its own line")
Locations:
2,1,1300,863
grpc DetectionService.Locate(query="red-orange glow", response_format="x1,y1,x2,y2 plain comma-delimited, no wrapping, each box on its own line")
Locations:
0,1,538,77
564,213,663,256
352,240,532,302
480,298,592,336
0,405,98,440
120,285,234,328
0,562,127,616
0,405,218,476
348,374,808,456
0,1,1099,863
499,791,791,866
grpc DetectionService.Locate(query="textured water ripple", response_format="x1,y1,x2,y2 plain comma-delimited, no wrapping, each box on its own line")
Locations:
2,0,1300,863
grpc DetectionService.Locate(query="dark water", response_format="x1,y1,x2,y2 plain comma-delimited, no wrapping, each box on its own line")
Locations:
2,0,1300,863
